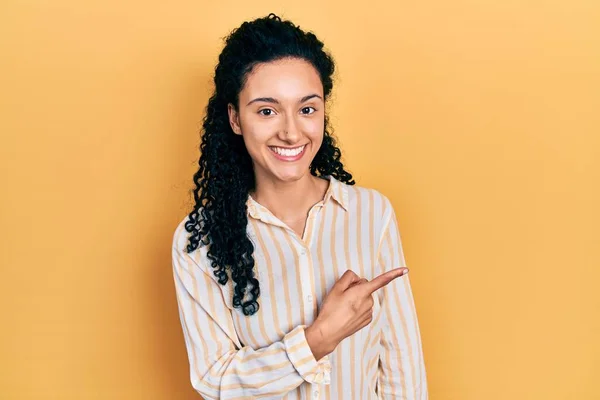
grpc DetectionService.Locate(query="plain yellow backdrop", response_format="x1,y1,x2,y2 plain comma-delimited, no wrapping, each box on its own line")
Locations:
1,1,599,399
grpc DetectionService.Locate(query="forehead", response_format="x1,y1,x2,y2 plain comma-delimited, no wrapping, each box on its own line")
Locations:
240,58,323,101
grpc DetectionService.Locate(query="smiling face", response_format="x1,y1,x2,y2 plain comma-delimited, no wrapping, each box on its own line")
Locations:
228,57,325,184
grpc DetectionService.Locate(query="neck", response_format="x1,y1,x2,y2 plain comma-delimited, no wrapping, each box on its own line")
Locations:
250,172,329,223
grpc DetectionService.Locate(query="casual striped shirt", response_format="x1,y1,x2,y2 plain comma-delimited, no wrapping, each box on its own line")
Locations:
172,174,428,399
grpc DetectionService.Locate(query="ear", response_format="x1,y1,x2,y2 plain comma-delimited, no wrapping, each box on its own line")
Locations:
227,103,242,135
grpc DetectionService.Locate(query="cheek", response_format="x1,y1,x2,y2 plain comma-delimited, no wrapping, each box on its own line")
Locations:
239,124,273,164
241,133,265,158
305,119,325,145
239,117,270,146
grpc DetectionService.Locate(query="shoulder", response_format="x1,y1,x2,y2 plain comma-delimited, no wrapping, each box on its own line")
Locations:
345,182,396,221
171,211,211,274
172,213,193,253
172,206,211,248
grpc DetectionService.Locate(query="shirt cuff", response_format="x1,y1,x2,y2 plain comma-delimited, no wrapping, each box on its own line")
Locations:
284,325,332,384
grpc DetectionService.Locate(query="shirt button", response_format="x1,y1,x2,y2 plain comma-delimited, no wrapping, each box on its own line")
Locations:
307,295,313,302
313,389,319,398
300,248,306,255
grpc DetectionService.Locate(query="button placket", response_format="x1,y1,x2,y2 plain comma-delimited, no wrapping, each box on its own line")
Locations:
300,204,322,321
298,245,313,319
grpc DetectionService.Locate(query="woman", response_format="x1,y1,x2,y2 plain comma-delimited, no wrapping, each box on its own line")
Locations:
172,13,428,399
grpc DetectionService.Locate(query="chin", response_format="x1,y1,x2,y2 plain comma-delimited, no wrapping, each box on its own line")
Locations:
271,169,306,182
260,150,314,182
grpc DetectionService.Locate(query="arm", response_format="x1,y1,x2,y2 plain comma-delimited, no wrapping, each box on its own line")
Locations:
376,201,429,399
172,233,331,400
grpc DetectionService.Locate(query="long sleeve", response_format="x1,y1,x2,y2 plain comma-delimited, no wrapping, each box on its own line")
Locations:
376,201,428,399
172,233,330,400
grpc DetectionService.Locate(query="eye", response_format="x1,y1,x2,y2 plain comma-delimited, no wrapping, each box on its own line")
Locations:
258,108,275,116
301,106,316,115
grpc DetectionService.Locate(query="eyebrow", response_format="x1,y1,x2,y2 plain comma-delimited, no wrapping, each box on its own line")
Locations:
246,94,323,106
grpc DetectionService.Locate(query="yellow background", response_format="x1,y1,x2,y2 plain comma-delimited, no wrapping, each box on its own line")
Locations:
1,0,599,399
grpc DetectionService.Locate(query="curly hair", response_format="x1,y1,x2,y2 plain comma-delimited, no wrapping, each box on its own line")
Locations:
184,13,355,317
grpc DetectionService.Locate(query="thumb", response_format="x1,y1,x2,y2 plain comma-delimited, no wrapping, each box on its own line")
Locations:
347,278,368,290
336,269,359,290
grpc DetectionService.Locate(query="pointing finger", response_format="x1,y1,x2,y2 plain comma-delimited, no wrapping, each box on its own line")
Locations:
362,268,408,294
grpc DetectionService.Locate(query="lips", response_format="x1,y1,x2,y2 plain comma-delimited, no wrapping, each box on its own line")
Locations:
268,144,307,161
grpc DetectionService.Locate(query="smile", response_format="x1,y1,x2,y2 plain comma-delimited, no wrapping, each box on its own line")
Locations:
268,144,307,161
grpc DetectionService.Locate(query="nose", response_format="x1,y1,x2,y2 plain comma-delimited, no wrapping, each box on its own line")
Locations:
278,114,301,143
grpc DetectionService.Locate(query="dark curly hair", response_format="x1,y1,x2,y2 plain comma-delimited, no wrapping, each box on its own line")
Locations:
184,13,355,317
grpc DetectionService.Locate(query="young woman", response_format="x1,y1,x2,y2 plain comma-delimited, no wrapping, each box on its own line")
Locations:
172,13,428,400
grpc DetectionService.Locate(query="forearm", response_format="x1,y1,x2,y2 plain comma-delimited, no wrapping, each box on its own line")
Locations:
188,324,331,400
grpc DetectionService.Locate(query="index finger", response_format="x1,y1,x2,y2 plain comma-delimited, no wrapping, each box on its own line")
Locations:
362,267,408,294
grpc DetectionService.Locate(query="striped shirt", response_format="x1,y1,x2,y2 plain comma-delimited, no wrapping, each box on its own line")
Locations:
172,174,428,399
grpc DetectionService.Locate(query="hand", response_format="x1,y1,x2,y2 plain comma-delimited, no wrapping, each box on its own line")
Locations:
305,267,409,360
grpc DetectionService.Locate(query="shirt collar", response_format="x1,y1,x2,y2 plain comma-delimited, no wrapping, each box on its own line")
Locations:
246,175,348,220
323,174,349,211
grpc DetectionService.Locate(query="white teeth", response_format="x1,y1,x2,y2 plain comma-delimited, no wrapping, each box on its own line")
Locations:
271,145,305,157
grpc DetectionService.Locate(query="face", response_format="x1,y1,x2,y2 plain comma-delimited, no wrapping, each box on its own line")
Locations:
228,57,325,184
